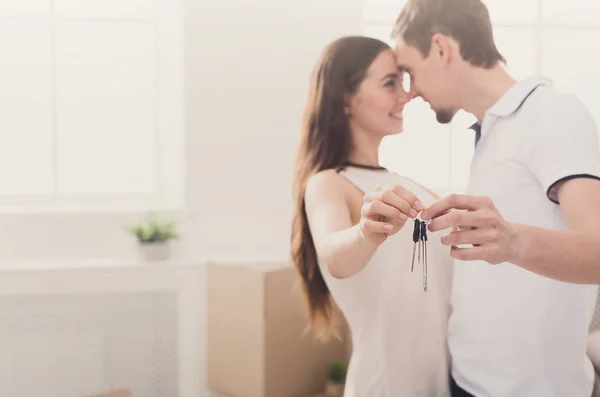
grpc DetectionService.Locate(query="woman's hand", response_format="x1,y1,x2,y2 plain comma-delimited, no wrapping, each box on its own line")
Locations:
359,184,423,246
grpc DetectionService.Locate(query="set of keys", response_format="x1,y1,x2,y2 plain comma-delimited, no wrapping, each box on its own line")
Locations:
410,219,428,292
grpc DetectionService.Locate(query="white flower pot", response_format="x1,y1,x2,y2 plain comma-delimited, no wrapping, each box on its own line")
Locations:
138,242,170,261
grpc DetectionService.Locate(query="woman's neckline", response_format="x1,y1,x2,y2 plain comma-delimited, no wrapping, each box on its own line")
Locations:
337,161,387,172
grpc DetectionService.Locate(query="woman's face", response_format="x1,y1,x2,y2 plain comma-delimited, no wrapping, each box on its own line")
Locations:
346,49,410,138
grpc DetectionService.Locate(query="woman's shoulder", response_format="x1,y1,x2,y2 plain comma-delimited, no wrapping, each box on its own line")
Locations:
307,168,340,184
305,168,356,204
306,168,347,192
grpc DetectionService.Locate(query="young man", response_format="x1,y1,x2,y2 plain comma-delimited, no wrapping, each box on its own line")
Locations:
391,0,600,396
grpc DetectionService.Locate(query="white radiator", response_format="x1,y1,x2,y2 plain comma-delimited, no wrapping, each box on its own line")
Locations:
0,260,206,397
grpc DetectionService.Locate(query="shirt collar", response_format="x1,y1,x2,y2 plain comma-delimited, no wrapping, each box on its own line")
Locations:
468,76,552,142
487,75,552,117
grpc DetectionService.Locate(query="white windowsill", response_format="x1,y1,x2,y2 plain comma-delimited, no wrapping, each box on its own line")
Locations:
0,257,206,272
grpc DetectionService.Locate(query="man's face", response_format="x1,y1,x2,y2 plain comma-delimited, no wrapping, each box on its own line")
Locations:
394,37,457,124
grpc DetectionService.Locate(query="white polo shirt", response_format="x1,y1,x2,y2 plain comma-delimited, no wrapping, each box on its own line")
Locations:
449,76,600,397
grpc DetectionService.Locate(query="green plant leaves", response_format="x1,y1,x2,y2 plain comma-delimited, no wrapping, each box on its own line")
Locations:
128,213,179,243
327,360,347,383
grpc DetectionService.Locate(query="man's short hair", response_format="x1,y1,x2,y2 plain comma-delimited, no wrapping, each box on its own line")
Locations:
392,0,505,68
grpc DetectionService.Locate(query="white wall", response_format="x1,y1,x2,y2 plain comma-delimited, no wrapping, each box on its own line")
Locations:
0,3,365,394
186,0,363,263
0,0,363,265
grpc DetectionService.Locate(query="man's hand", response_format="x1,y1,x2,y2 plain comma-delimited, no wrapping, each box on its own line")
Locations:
421,194,522,264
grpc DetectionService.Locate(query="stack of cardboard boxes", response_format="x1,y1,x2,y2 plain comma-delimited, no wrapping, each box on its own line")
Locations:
207,262,351,397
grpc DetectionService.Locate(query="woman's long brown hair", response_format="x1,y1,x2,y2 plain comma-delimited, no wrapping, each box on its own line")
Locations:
291,36,390,339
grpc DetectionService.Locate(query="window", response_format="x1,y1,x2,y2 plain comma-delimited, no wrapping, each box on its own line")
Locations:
363,0,600,194
0,0,184,213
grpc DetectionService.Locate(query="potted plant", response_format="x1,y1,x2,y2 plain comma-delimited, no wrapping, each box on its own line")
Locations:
325,360,346,397
128,213,179,261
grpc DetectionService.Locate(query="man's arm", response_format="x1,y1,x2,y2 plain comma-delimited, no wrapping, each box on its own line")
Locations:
512,177,600,283
421,177,600,283
421,92,600,283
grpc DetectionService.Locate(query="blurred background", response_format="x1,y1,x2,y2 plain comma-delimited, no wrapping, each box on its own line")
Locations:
0,0,598,396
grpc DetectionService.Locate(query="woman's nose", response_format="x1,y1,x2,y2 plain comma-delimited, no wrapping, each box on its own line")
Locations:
397,87,410,104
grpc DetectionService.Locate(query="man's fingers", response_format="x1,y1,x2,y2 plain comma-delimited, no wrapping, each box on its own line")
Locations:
441,228,499,246
421,194,494,220
428,209,495,232
450,245,488,261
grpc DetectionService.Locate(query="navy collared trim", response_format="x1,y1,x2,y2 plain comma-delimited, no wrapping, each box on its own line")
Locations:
469,122,482,147
469,122,480,132
547,174,600,204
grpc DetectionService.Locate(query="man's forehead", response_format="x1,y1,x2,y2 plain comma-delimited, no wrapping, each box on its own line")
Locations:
394,39,414,56
394,41,416,69
394,36,406,47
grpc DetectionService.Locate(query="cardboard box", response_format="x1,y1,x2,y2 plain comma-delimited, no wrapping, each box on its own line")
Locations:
207,262,350,397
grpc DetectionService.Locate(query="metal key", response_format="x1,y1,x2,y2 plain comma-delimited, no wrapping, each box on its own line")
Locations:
417,221,422,264
411,219,420,272
421,220,428,292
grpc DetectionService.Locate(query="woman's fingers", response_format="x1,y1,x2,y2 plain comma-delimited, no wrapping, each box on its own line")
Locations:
362,199,408,222
359,184,423,241
363,187,420,219
360,218,394,234
376,184,422,212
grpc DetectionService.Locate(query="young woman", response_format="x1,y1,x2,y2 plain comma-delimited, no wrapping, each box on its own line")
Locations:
291,36,453,396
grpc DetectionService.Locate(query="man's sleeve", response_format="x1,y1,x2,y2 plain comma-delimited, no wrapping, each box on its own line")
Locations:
522,93,600,204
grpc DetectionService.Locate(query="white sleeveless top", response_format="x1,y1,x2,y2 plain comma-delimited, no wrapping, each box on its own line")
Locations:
320,168,453,397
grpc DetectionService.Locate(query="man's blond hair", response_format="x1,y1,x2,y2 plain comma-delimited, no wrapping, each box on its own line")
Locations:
392,0,505,68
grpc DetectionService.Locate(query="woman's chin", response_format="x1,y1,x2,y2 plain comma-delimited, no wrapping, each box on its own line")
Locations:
388,122,404,135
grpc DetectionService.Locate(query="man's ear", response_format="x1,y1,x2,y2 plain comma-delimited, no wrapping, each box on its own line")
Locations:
431,33,452,65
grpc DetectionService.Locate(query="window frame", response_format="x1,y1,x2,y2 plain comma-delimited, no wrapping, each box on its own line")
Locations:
0,0,185,214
